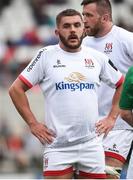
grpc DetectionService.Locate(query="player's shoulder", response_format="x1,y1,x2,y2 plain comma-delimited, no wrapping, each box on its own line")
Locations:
82,45,107,57
114,25,133,39
38,44,58,54
32,45,59,63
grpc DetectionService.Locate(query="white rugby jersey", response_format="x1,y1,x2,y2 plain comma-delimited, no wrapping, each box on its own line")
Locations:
19,44,123,148
83,25,133,130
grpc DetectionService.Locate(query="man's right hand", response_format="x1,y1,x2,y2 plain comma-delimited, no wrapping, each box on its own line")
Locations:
29,122,56,144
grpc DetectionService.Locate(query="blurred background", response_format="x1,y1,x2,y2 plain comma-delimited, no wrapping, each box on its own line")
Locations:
0,0,133,178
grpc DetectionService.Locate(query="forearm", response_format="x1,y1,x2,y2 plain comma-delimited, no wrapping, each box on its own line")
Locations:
96,85,123,136
108,85,123,121
108,103,120,122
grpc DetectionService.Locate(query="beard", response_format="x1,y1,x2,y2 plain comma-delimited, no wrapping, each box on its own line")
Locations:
58,33,83,49
84,19,102,36
85,25,100,36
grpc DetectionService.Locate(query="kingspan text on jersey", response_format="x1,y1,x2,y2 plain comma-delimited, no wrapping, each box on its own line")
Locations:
55,82,94,91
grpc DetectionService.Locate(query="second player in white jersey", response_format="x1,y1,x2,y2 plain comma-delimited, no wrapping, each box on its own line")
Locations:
83,25,133,130
81,0,133,178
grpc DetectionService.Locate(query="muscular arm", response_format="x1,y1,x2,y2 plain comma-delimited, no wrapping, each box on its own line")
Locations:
107,83,123,121
9,78,55,144
96,84,123,136
120,110,133,127
9,78,37,126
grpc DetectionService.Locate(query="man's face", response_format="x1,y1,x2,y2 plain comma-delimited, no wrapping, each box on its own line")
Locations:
56,15,84,50
82,3,103,36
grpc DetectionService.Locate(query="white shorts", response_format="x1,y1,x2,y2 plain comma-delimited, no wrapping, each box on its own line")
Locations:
43,137,106,178
127,149,133,179
102,130,133,163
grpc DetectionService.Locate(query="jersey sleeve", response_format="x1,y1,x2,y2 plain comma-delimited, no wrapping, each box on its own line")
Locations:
100,56,124,89
119,67,133,110
19,48,46,88
120,30,133,61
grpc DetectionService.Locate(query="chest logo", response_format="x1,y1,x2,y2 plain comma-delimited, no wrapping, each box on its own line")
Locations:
104,43,113,54
84,58,94,68
53,59,66,68
65,72,86,83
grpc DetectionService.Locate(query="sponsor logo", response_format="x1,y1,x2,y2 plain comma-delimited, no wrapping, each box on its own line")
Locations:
55,72,94,91
84,58,94,68
104,43,113,54
65,72,86,83
27,49,44,72
108,144,119,153
53,59,66,68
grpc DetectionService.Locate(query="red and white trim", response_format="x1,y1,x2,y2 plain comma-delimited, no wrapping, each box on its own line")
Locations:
105,151,126,163
79,171,107,179
19,75,33,88
43,166,73,176
116,75,124,88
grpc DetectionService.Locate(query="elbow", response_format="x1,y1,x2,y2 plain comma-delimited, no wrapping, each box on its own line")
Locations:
8,79,20,99
8,84,16,99
9,78,22,98
121,110,131,122
121,113,128,121
9,84,13,97
9,79,28,101
121,110,133,127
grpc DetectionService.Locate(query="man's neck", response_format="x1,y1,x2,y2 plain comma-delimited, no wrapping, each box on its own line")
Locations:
59,43,81,53
95,22,113,38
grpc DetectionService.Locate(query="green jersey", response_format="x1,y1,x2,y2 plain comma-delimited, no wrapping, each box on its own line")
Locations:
120,66,133,110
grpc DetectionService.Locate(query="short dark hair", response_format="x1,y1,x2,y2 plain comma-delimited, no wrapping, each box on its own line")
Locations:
81,0,112,21
56,9,83,27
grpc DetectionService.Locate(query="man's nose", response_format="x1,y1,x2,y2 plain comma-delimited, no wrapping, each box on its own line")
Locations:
70,25,76,32
83,16,87,24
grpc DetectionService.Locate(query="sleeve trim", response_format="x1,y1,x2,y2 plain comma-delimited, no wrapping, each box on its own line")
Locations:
19,75,33,88
116,75,124,88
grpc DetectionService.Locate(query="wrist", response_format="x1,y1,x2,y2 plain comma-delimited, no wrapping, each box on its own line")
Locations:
27,119,38,127
108,114,118,122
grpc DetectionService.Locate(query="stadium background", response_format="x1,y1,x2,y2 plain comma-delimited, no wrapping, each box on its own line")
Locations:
0,0,133,178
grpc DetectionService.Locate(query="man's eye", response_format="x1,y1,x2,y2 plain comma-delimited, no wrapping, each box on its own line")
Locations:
74,23,81,27
83,13,92,17
63,24,70,28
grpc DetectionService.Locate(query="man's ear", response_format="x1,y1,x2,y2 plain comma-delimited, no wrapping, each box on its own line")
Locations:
55,29,59,36
102,14,109,23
